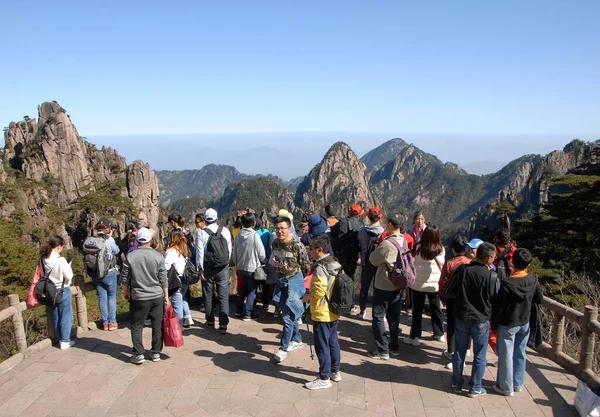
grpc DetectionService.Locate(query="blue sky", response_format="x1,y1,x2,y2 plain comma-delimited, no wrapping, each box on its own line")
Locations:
1,1,598,177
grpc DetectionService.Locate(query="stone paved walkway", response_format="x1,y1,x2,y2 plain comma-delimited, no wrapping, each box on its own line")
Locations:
0,307,578,417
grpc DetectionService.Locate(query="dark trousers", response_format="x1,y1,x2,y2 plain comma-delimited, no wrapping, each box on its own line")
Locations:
314,321,341,380
261,283,275,307
202,267,230,327
372,288,402,353
130,297,164,355
410,290,444,339
236,270,257,317
359,265,376,314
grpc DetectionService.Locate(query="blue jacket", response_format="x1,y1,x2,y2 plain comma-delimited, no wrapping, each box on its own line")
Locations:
272,272,305,318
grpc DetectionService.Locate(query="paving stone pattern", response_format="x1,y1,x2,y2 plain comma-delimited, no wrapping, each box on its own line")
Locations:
0,307,578,417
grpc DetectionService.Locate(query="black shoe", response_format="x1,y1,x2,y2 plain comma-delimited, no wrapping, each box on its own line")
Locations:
206,321,215,328
218,326,227,335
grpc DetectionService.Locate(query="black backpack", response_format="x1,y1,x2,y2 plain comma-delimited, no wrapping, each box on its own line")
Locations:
204,225,229,272
363,229,381,274
317,257,354,315
181,257,201,285
35,258,65,306
496,244,514,281
334,217,361,268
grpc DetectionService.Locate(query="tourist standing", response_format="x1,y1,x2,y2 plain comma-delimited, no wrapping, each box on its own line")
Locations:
121,228,168,365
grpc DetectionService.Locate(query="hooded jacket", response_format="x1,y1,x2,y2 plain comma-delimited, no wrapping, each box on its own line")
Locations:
493,271,543,327
309,255,341,322
358,224,385,266
234,228,266,273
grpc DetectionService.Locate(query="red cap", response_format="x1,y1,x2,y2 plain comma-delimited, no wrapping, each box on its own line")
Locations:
368,207,382,219
349,204,364,217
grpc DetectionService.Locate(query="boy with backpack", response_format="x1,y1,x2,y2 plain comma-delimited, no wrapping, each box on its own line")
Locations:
357,207,385,319
302,234,342,390
494,229,517,281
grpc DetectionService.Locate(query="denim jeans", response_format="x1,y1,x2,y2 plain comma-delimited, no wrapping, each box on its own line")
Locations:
202,267,230,327
47,287,73,342
171,289,186,326
410,290,444,339
452,319,490,392
95,270,117,324
237,270,258,317
496,322,530,393
314,320,340,380
281,305,302,351
130,297,164,355
372,288,402,354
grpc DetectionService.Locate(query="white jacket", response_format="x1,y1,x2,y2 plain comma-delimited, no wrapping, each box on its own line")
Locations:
411,248,445,293
42,251,73,288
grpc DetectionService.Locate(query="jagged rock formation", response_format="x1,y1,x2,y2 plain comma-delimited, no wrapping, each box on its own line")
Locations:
466,140,598,235
156,165,247,206
366,138,598,234
361,138,409,171
295,142,377,214
210,177,296,226
1,101,160,247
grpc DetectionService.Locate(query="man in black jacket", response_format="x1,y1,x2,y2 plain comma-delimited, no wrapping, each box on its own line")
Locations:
492,248,543,397
447,242,499,397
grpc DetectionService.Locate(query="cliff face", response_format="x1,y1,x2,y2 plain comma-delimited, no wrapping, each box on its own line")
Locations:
1,101,160,246
294,142,377,214
361,138,409,171
467,140,597,235
368,144,481,230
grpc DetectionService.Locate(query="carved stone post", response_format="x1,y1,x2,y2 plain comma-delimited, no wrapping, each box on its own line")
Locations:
74,274,88,330
551,313,565,357
579,305,598,374
8,294,27,354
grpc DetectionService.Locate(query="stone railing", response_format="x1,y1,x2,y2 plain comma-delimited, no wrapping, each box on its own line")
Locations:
0,275,94,373
537,297,599,391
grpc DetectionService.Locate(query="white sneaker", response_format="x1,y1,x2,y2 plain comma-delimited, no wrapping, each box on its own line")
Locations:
350,306,360,315
297,318,303,325
287,341,303,352
436,335,446,342
445,362,453,370
304,378,332,390
330,372,342,382
184,317,194,326
59,340,75,350
359,311,367,320
442,350,453,361
466,349,472,357
403,337,420,347
273,349,287,363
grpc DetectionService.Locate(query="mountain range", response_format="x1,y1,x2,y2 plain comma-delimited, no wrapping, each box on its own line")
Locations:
158,137,598,235
2,102,598,248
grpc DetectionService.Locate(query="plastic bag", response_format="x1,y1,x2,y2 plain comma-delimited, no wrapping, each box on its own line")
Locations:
163,306,184,348
575,379,600,417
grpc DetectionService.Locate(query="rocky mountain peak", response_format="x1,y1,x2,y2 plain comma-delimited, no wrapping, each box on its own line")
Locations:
361,138,409,171
294,141,377,214
2,101,161,247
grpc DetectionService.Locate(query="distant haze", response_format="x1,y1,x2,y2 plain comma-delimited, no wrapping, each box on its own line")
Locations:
85,132,598,179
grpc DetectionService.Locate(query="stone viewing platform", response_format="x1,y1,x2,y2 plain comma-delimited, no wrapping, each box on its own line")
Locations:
0,307,581,417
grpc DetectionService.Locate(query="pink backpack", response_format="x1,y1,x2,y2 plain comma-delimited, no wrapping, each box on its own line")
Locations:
386,237,416,289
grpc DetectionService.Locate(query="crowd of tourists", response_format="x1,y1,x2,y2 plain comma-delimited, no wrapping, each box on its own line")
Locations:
34,204,543,397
